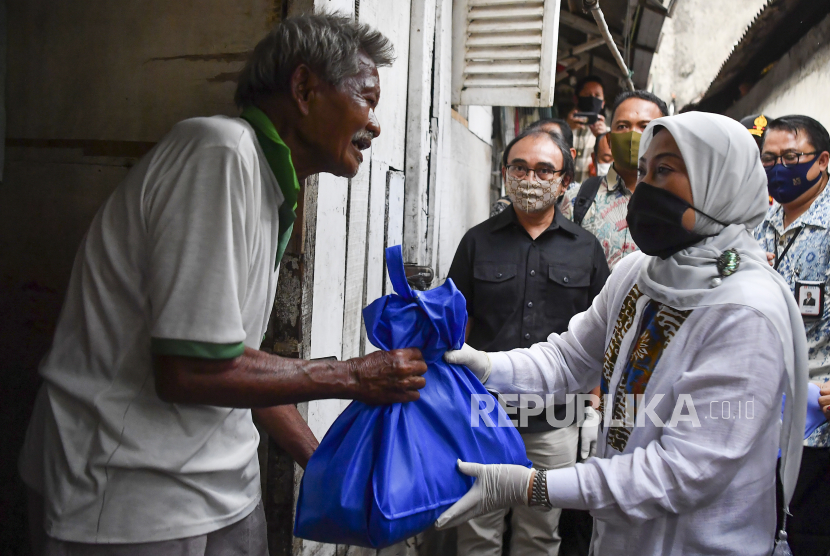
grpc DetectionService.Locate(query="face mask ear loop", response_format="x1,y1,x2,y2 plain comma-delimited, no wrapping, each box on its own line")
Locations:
690,206,729,237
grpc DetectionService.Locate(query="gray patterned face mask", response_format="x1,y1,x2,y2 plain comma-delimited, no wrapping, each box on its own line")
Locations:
505,175,563,213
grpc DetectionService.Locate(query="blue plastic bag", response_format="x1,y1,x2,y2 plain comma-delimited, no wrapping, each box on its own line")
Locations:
294,245,531,548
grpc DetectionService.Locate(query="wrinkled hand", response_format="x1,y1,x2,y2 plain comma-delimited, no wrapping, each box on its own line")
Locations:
435,460,533,530
589,114,607,137
820,382,830,421
348,348,427,405
580,406,600,460
444,343,492,383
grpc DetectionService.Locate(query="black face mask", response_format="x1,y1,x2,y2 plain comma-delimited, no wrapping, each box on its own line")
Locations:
626,183,720,259
577,95,604,114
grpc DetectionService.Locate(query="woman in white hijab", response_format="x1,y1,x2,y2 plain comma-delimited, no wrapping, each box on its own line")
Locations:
438,112,808,556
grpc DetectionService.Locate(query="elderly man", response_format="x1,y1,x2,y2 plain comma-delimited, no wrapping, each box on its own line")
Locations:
563,91,668,269
19,14,426,556
447,128,609,556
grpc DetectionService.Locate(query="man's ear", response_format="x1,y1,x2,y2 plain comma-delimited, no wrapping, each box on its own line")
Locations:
570,148,577,161
819,151,830,173
289,64,322,116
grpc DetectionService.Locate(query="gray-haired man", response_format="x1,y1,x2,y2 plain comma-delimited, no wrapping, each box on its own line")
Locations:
19,14,426,556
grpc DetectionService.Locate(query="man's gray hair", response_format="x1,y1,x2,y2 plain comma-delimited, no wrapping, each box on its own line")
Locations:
235,14,395,108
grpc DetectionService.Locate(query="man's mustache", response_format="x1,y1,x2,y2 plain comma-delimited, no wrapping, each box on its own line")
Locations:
352,130,375,143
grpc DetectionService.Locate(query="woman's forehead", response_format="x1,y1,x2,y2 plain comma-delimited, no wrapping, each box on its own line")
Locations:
644,128,683,160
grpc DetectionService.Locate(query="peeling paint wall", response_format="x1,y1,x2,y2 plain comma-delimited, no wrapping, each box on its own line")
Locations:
648,0,769,111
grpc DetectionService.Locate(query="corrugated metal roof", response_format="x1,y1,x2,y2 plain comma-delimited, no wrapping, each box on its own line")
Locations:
703,0,790,100
698,0,830,112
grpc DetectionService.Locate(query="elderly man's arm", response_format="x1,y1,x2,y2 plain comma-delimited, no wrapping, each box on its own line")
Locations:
154,346,427,408
252,405,319,468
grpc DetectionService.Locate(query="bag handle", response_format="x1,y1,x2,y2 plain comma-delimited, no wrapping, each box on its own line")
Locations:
385,245,415,300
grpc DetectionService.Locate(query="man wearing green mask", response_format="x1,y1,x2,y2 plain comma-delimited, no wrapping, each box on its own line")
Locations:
563,91,668,269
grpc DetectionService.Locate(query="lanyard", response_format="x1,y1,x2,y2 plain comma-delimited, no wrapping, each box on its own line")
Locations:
773,227,803,271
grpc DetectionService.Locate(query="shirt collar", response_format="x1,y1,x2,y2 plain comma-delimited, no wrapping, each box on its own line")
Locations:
240,106,299,268
768,179,830,233
606,165,629,195
490,204,575,237
240,106,300,212
798,180,830,229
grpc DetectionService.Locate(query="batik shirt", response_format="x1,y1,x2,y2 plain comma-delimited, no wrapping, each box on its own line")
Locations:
562,165,638,269
755,184,830,448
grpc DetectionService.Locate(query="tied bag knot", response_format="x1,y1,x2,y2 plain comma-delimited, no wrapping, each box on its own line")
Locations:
361,244,465,362
295,246,530,549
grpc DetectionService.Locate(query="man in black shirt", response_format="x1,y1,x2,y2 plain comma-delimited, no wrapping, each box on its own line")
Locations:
448,129,609,555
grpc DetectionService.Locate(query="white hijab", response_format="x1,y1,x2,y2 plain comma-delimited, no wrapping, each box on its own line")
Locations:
636,112,808,508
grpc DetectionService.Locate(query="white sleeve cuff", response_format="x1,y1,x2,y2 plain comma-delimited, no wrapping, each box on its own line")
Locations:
546,466,588,510
484,351,514,391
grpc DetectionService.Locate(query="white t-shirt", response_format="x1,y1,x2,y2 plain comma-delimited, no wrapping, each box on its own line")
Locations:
19,116,283,543
488,251,787,556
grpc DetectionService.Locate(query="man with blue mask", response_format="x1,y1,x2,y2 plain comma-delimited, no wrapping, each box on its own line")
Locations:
755,114,830,554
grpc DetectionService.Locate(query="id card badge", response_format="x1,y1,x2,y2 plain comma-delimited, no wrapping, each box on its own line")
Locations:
795,280,824,319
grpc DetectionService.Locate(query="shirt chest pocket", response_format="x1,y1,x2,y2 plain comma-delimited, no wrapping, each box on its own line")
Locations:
473,263,518,284
472,264,518,314
547,264,591,288
546,263,593,320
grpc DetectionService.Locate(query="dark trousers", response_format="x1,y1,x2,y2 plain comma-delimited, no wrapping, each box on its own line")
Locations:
787,447,830,556
558,424,593,556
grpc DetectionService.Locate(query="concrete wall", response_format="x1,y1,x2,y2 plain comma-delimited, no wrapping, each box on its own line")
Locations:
2,0,272,293
725,12,830,128
649,0,768,111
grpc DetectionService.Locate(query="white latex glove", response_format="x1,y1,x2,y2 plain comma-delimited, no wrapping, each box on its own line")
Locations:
580,406,599,460
435,460,533,530
444,343,492,383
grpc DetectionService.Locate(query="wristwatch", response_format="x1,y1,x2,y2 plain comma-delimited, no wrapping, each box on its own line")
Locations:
529,468,553,510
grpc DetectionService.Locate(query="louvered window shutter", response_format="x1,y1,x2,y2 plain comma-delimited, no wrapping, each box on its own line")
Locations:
452,0,561,107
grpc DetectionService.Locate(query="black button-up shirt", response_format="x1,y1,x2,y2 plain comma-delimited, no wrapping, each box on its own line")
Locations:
448,205,610,431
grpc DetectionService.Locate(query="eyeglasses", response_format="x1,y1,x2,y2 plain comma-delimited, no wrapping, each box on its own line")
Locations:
506,164,562,181
760,151,817,168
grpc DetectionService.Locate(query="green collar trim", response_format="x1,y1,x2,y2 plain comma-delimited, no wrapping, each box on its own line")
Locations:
240,106,300,212
241,106,299,268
